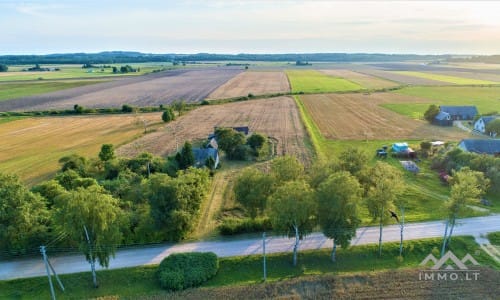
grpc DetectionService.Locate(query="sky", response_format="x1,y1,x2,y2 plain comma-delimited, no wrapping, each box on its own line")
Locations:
1,0,499,55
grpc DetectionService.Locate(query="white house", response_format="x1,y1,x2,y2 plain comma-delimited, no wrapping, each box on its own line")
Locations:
474,116,497,133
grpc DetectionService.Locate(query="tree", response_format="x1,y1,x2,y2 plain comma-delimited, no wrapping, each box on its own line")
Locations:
0,64,8,72
162,107,175,123
176,142,195,169
268,180,316,266
247,133,266,150
441,167,489,256
59,154,89,176
122,104,134,113
0,173,50,256
364,162,405,256
99,144,115,162
53,185,122,287
233,167,275,218
215,128,247,160
271,155,303,183
485,118,500,137
424,104,440,123
338,147,369,177
394,195,409,256
317,171,362,261
172,100,187,115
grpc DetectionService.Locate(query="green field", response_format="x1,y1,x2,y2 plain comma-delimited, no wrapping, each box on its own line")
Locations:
0,63,168,81
384,86,500,119
286,70,363,93
394,71,498,85
1,236,495,299
0,81,106,101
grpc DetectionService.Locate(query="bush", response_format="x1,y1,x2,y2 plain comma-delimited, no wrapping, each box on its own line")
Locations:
218,217,272,235
157,252,218,291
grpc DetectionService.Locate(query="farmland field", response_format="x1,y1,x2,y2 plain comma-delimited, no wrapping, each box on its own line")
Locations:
359,68,447,85
393,71,498,85
0,113,162,184
0,68,243,111
286,70,363,93
389,86,500,118
428,71,500,82
319,69,400,89
118,97,311,164
299,93,471,140
0,80,106,102
207,71,290,99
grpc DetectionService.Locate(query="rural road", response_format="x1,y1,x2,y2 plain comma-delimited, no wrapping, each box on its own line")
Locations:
1,215,499,280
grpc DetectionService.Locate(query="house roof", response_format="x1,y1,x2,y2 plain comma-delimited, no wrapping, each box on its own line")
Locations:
479,116,498,125
459,139,500,155
207,137,218,149
435,111,451,120
440,106,478,117
192,148,218,167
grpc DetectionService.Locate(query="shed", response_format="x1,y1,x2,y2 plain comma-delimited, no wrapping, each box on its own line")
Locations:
392,142,409,153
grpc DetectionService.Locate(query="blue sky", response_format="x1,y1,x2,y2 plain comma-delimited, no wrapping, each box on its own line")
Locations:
1,0,499,55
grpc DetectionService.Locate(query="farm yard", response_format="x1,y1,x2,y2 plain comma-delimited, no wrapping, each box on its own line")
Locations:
0,113,162,184
393,71,499,85
286,70,363,93
298,93,472,140
207,71,290,99
118,96,311,164
319,69,400,89
0,67,243,111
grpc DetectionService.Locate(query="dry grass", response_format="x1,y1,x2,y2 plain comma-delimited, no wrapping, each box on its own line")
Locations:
207,71,290,99
359,69,447,85
117,97,311,163
0,113,162,184
299,93,472,140
319,69,400,89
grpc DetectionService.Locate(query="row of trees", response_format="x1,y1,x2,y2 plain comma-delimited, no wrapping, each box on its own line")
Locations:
0,64,7,72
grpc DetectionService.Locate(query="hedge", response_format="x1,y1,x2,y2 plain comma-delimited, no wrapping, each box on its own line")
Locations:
157,252,219,291
218,217,272,235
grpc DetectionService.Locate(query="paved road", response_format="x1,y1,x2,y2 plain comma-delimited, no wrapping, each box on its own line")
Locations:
1,215,499,280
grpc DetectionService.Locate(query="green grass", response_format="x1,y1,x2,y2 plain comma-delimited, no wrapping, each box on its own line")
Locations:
488,232,500,246
394,71,498,85
385,86,500,119
0,81,106,101
0,116,24,124
286,70,363,93
1,236,495,299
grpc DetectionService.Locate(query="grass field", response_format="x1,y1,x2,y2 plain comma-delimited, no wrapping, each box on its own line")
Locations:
319,69,400,89
0,113,162,185
388,86,500,118
393,71,498,85
0,80,106,101
1,236,497,299
286,70,363,93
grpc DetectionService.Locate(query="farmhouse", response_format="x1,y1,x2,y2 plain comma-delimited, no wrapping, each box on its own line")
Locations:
458,139,500,156
474,116,498,134
439,106,478,121
433,111,452,126
192,148,219,169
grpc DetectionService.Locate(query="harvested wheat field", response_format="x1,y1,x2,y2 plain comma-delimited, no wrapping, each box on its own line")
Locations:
359,68,447,85
118,97,310,163
207,71,290,99
320,69,400,89
300,93,471,140
0,113,162,184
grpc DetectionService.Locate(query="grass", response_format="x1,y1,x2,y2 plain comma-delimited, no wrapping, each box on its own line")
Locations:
386,86,500,119
0,81,106,101
286,70,363,93
1,236,496,299
393,71,498,85
488,232,500,246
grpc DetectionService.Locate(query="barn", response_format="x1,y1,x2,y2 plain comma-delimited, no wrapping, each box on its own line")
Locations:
458,139,500,156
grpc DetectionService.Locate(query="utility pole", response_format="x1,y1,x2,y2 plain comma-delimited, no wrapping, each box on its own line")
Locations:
40,246,56,300
83,225,98,288
263,232,267,282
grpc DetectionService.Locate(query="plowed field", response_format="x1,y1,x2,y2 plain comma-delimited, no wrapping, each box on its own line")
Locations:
320,69,399,89
299,93,471,140
207,71,290,99
118,97,310,163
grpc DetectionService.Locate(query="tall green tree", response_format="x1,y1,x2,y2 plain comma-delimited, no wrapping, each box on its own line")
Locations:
99,144,115,162
233,167,275,218
316,172,362,261
215,128,247,160
271,155,304,184
268,180,316,266
338,147,369,177
441,167,489,256
162,107,175,123
364,162,405,256
0,173,50,256
53,185,123,287
176,141,195,169
424,104,440,123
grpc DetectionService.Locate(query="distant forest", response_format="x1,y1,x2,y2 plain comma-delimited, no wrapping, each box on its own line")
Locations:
448,55,500,64
0,51,458,65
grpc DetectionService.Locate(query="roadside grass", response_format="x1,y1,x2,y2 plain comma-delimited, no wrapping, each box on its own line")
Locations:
1,236,496,299
0,116,24,124
286,70,363,93
0,80,106,101
385,86,500,119
488,232,500,246
393,71,498,85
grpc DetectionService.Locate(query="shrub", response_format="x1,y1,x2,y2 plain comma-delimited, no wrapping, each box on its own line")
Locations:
157,252,218,291
218,217,272,235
